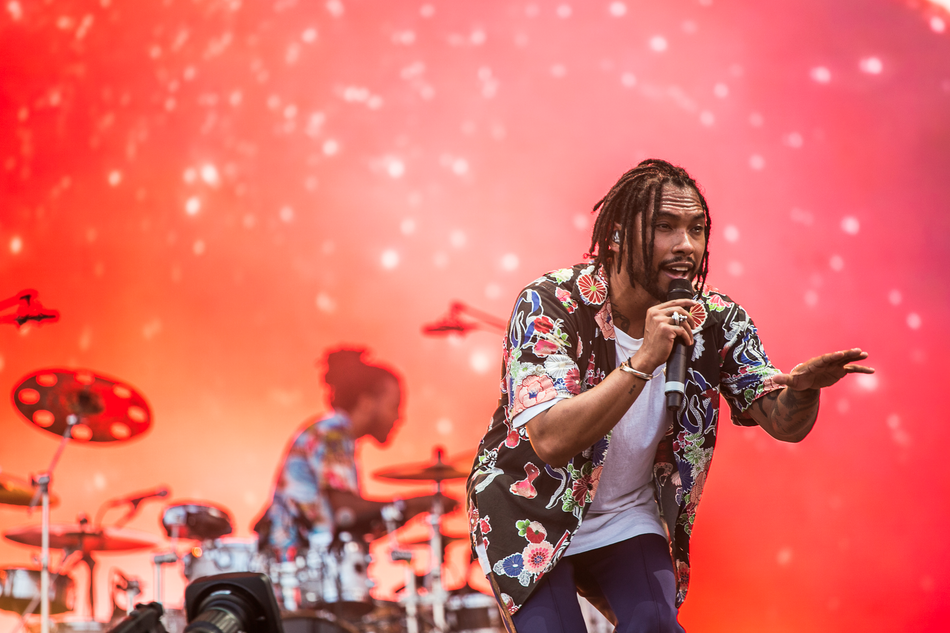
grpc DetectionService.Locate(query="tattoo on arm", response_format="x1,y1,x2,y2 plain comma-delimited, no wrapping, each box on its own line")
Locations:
628,384,637,395
754,388,820,440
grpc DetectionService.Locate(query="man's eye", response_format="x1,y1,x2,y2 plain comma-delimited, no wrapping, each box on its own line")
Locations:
691,226,705,234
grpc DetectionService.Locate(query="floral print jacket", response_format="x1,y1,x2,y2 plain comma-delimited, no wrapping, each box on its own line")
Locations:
466,262,781,620
259,411,360,561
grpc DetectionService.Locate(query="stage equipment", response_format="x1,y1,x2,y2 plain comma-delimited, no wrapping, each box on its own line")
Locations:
107,602,166,633
4,524,159,552
184,572,284,633
0,567,74,615
0,472,59,508
421,302,505,336
161,503,233,542
374,447,467,633
183,539,264,583
0,289,60,328
9,367,152,633
12,369,152,443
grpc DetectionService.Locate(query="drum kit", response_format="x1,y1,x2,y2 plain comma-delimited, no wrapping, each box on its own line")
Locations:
0,368,499,633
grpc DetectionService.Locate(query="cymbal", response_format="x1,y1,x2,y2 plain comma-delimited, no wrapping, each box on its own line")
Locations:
373,447,470,482
0,472,59,507
4,524,160,552
12,368,151,442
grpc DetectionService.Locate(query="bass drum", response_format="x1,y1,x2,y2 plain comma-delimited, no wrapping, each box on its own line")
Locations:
281,610,361,633
446,586,502,633
297,540,373,619
0,567,74,615
182,538,263,581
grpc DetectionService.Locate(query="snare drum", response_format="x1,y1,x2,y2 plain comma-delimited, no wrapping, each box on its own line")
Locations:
182,538,263,581
0,567,74,615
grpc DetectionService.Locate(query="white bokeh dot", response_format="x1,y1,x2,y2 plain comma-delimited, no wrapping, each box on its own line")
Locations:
470,350,493,374
841,216,860,235
859,57,883,75
785,132,803,148
888,289,902,306
485,283,502,299
932,16,946,33
323,139,339,155
193,240,205,255
749,155,765,170
573,214,590,231
723,225,740,242
400,218,416,235
185,196,201,215
450,230,467,248
907,313,921,329
829,255,844,271
279,206,294,222
713,83,729,98
183,167,197,183
700,111,715,126
316,292,336,313
10,236,23,254
804,290,819,306
433,252,448,268
201,164,220,186
811,66,832,83
452,158,469,175
621,72,637,87
649,35,668,52
749,112,764,127
609,2,627,17
500,253,520,271
727,261,743,276
302,28,318,43
108,170,122,186
387,159,405,178
855,373,878,391
381,250,399,269
556,4,572,18
436,418,454,435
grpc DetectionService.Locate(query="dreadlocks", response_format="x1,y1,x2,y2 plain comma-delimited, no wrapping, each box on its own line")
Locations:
588,158,711,294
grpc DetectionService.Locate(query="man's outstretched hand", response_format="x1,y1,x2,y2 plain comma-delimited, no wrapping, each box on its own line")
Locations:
771,348,874,392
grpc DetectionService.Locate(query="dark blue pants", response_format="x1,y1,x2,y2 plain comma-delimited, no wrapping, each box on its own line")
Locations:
510,534,685,633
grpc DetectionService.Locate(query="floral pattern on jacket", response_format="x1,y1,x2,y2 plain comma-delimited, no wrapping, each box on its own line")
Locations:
466,262,781,620
261,412,360,562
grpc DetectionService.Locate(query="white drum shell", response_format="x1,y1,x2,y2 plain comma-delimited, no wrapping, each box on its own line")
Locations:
182,538,263,581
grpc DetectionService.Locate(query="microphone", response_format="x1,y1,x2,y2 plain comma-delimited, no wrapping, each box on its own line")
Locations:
124,487,169,508
664,278,694,411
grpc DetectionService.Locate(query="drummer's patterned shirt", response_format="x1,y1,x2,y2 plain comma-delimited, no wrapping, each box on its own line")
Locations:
263,411,360,561
466,262,782,623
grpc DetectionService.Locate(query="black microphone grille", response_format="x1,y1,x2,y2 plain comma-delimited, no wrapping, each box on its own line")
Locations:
667,278,694,300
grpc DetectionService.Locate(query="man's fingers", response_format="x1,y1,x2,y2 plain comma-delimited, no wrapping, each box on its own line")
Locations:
843,364,875,374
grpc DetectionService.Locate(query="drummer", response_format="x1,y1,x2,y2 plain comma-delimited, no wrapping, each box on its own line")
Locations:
254,347,441,561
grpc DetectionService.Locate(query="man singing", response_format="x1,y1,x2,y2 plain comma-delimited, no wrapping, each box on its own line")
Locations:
466,159,872,633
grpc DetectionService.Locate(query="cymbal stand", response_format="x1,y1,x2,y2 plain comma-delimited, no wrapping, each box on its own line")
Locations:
27,414,78,633
382,502,419,633
151,527,180,606
428,484,447,633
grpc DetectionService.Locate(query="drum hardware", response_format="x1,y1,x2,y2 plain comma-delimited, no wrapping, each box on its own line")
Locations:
0,472,59,509
9,367,152,633
152,500,235,607
111,570,142,617
374,447,470,633
4,520,160,625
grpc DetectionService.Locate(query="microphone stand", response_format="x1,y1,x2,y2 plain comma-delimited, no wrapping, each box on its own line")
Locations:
28,414,80,633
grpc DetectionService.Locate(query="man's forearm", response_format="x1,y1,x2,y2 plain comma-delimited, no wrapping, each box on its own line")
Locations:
753,388,820,442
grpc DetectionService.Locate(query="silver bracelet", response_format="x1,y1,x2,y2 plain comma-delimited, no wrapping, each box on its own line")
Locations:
619,359,653,381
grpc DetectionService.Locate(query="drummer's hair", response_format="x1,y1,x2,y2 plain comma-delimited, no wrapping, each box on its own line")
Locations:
323,348,400,411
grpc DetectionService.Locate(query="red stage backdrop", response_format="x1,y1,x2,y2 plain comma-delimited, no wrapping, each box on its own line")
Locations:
2,0,949,631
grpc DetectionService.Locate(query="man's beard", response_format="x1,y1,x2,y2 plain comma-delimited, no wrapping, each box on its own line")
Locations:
629,260,667,302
